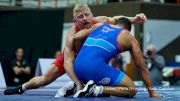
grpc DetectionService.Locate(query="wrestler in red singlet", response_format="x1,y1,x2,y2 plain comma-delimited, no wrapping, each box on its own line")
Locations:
52,21,96,74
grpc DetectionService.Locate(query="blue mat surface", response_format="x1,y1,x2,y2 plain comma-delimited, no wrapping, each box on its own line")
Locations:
0,86,180,101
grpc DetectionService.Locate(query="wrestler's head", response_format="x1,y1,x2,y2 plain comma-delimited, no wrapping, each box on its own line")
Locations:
73,3,93,29
114,17,131,31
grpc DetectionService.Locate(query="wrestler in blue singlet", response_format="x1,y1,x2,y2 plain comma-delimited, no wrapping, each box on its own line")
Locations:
74,23,125,86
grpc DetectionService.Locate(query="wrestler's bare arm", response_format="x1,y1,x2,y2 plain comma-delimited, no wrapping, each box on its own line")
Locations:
129,37,154,96
73,23,102,52
109,13,147,24
93,13,147,24
117,30,155,97
64,26,83,88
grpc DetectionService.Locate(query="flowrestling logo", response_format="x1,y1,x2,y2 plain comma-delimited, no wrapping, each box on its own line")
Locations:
99,77,110,84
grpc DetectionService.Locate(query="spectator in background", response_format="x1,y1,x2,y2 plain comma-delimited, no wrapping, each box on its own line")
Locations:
144,44,165,85
54,50,62,58
10,48,31,86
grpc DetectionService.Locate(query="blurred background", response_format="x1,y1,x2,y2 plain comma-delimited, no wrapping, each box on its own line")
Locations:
0,0,179,88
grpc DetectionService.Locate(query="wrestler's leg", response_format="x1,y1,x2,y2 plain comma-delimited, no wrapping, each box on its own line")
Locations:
4,64,63,95
74,65,137,98
102,74,137,97
4,54,66,95
23,53,65,90
23,64,61,90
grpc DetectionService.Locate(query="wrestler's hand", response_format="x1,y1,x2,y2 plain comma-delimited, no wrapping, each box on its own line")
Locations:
134,13,147,24
150,93,165,98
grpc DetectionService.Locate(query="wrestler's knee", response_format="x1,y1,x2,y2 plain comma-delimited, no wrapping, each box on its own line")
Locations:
126,85,137,98
40,75,52,85
129,87,137,97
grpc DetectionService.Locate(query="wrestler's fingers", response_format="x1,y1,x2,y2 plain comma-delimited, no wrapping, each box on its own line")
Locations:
143,16,147,21
138,14,144,19
139,13,147,21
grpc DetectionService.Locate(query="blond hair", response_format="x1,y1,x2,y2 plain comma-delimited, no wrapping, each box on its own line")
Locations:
73,3,91,17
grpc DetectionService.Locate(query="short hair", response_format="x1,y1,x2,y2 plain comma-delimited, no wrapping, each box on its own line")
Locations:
114,17,131,31
16,48,23,52
73,3,91,17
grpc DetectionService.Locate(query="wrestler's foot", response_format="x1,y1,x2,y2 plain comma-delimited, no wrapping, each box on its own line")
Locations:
55,81,76,97
4,85,24,95
73,80,95,98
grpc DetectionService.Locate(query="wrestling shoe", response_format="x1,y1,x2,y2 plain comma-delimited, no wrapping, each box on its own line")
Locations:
4,85,24,95
55,81,76,97
73,80,95,98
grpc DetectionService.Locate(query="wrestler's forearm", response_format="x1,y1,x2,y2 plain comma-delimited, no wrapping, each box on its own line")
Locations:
130,38,155,96
64,56,82,86
64,61,82,85
74,26,94,40
73,26,95,52
110,16,136,24
133,55,155,95
111,13,147,24
126,17,136,24
63,47,82,86
116,16,136,23
139,65,155,96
